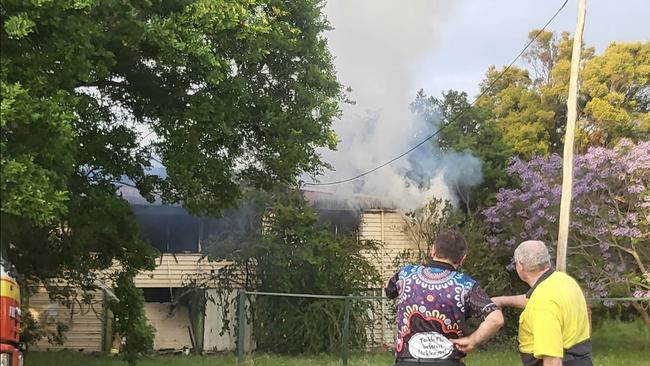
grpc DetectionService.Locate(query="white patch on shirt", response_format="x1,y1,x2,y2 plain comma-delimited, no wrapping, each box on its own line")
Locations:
408,332,454,359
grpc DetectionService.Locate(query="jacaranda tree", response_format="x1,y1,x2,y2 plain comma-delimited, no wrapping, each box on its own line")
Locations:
484,140,649,339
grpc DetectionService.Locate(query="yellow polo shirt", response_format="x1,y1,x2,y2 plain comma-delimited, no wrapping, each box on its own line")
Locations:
519,270,591,359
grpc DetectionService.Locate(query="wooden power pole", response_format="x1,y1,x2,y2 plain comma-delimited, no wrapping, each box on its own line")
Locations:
556,0,587,272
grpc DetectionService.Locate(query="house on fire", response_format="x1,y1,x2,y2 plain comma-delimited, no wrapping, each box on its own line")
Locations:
29,188,417,353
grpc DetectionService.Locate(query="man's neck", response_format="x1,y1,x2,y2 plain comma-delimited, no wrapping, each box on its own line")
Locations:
431,257,459,269
525,268,550,287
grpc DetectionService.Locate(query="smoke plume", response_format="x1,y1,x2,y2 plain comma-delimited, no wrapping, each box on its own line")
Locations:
314,0,483,210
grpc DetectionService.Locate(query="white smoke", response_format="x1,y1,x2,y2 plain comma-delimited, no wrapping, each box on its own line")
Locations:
313,0,483,210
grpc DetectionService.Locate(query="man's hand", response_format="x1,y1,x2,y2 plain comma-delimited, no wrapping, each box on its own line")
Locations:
451,309,504,353
451,336,477,353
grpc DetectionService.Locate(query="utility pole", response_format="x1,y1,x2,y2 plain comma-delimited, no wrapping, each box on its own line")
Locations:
556,0,587,272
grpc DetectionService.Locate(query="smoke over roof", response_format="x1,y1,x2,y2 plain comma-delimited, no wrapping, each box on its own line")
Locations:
314,0,483,209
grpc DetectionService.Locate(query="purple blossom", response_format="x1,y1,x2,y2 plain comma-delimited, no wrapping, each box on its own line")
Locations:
551,186,562,199
626,213,637,225
484,207,500,224
612,227,642,238
531,227,547,239
628,184,645,194
589,205,599,216
633,290,649,299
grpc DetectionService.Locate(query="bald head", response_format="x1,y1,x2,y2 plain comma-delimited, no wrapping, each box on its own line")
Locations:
514,240,551,273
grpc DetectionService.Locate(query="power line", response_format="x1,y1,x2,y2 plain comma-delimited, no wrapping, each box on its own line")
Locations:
305,0,569,187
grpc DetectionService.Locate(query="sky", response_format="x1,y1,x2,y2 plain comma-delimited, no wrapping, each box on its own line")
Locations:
311,0,649,204
325,0,650,101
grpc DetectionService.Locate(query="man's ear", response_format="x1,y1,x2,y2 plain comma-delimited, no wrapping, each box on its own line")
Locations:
515,261,524,273
459,253,468,266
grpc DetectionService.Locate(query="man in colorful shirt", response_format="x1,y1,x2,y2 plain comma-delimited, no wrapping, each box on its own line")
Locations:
385,230,504,366
492,240,592,366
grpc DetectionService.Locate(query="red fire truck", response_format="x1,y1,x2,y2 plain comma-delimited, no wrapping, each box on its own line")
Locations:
0,257,23,366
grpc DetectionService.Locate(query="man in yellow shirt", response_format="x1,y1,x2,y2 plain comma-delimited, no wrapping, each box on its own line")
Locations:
492,241,592,366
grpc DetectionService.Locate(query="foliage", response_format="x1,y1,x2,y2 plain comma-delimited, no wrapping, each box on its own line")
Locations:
580,42,650,147
477,65,555,158
18,306,45,346
108,271,155,366
398,198,461,263
476,30,594,158
526,31,594,152
204,188,381,354
484,140,650,338
477,31,649,157
412,90,512,208
2,0,342,362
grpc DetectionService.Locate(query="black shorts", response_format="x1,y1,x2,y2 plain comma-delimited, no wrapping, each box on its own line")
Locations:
520,353,592,366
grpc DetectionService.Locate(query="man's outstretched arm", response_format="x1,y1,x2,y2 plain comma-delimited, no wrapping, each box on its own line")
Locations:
492,294,527,309
452,310,504,353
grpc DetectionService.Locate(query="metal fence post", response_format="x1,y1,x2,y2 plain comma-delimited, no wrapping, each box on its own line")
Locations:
341,295,351,366
237,289,246,364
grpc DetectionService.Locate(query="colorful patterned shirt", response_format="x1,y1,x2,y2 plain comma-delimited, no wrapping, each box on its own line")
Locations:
385,260,498,360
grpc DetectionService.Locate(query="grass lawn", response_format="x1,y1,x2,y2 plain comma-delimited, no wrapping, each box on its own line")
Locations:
25,320,649,366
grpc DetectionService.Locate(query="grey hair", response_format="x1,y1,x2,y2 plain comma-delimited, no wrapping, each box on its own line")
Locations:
514,240,551,272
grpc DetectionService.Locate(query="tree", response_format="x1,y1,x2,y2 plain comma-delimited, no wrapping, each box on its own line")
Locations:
579,42,650,147
484,140,650,342
1,0,342,362
526,30,595,151
204,188,381,354
477,65,554,159
482,30,647,155
412,90,512,208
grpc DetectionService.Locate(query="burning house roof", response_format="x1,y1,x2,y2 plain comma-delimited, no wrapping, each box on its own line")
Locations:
118,186,397,253
302,189,398,211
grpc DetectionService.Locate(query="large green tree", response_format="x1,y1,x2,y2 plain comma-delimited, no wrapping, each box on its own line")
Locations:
477,65,555,159
478,30,648,157
524,30,594,152
580,42,650,147
1,0,342,362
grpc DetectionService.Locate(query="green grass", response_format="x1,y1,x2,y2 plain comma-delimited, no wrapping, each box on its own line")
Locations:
25,320,649,366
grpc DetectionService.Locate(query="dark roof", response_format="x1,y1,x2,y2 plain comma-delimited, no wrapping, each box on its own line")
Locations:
119,187,395,253
302,189,398,210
